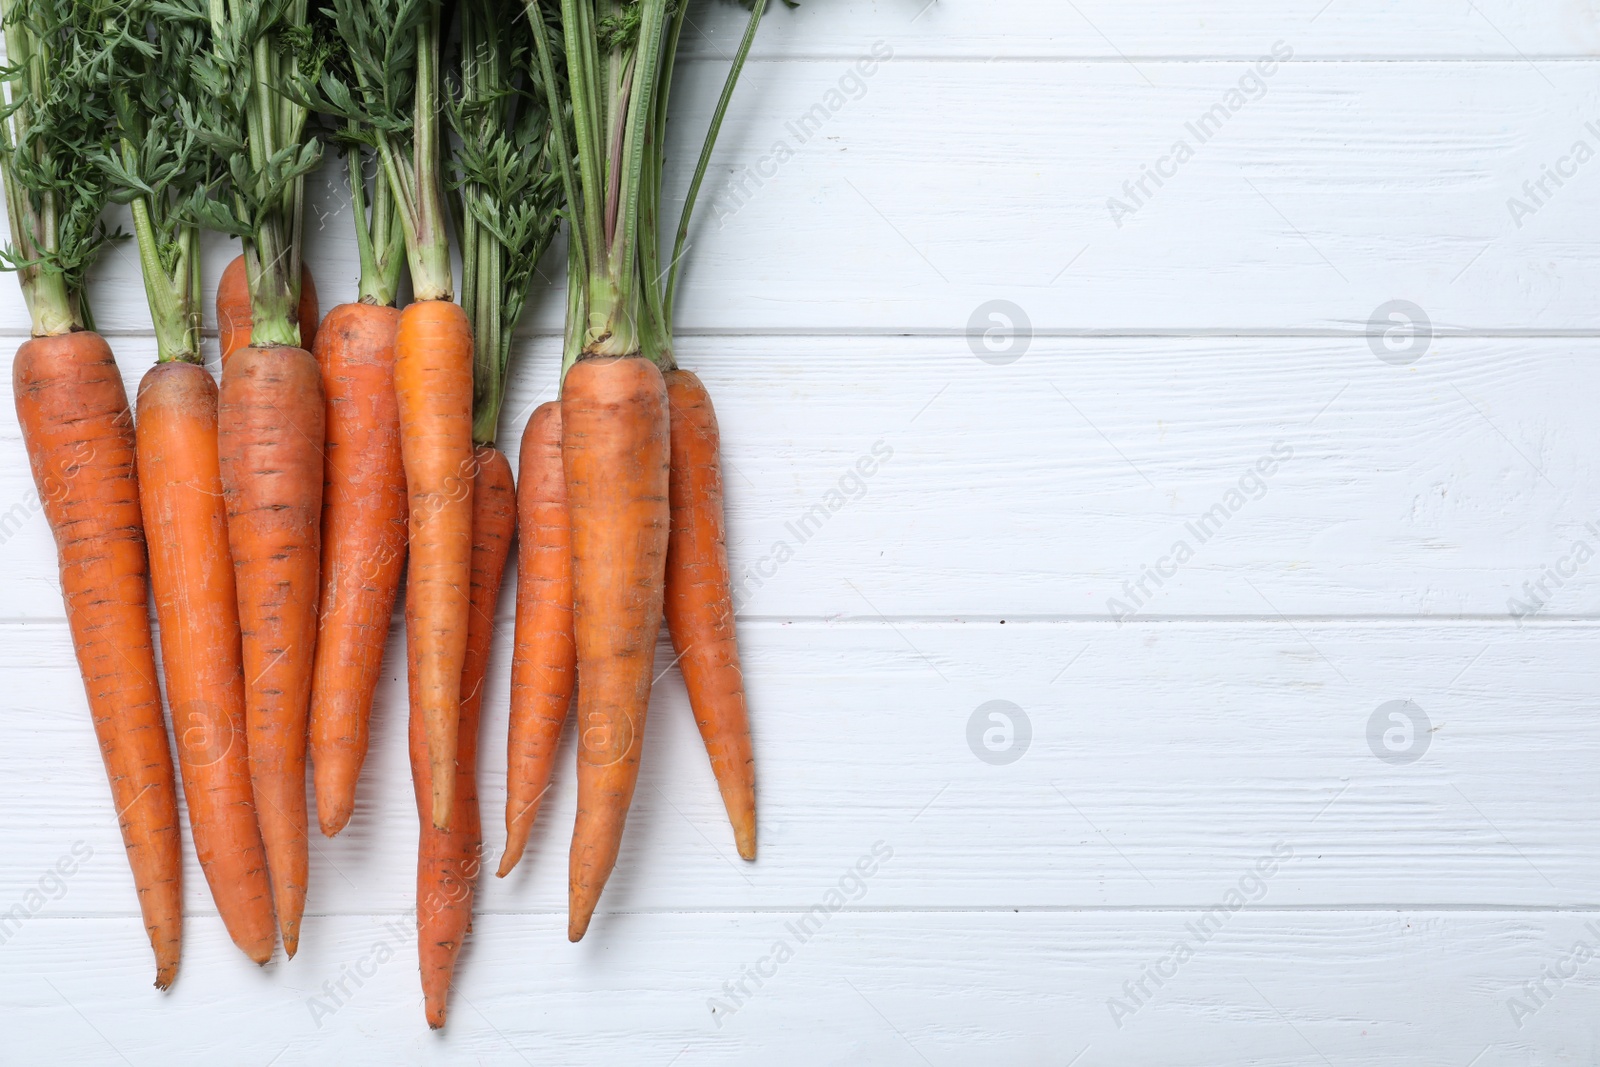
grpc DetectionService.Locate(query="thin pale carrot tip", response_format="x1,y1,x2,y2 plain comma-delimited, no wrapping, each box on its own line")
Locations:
568,892,595,942
736,825,757,862
496,848,522,878
319,804,353,838
431,786,453,831
154,963,177,991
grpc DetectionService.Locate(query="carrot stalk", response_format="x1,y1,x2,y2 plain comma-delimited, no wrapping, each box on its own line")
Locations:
563,356,671,941
410,446,514,1028
664,369,756,859
218,255,321,367
500,402,574,876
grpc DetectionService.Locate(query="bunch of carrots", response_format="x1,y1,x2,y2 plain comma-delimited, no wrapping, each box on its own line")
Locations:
2,0,772,1027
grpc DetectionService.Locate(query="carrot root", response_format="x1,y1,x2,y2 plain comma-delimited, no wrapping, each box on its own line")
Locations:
563,356,670,942
15,332,183,988
664,369,756,860
137,361,277,965
309,302,405,837
394,299,476,831
411,446,514,1028
500,402,575,877
218,343,326,958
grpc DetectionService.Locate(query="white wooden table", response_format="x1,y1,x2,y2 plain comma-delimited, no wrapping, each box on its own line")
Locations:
6,2,1600,1062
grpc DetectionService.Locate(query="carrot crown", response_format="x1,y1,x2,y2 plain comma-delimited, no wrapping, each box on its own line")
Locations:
527,0,775,379
191,0,323,348
318,0,453,302
92,0,220,363
449,0,564,445
0,0,123,336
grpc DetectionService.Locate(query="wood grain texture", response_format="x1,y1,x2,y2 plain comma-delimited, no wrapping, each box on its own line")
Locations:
9,912,1600,1064
4,619,1598,916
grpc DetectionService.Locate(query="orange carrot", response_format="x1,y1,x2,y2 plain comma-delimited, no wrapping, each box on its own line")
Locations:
411,445,514,1028
394,298,476,830
217,254,320,366
14,332,183,987
136,361,276,964
499,401,574,877
217,343,326,957
663,369,755,860
308,302,405,836
564,356,671,941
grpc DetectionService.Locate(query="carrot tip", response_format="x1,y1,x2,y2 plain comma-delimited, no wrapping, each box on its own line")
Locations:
567,906,592,942
153,966,177,991
319,805,352,838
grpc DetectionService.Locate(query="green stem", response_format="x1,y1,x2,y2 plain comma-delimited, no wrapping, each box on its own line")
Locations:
663,0,766,325
400,4,452,301
129,197,198,362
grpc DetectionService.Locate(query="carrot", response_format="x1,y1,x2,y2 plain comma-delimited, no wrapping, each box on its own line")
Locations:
323,0,472,830
94,5,279,964
15,334,184,987
3,0,184,987
218,343,326,957
308,302,405,836
217,254,320,366
663,369,755,859
136,362,276,964
205,0,325,955
500,401,574,876
394,298,476,830
410,446,514,1028
564,356,671,942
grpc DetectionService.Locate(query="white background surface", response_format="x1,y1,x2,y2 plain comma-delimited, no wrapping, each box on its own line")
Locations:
7,1,1600,1063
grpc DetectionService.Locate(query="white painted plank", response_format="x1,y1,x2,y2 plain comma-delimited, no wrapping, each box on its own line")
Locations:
2,335,1598,619
682,1,1600,59
7,911,1600,1063
5,59,1600,335
3,619,1597,918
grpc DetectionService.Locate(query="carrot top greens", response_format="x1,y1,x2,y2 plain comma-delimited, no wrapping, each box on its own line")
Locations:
92,0,222,363
0,0,123,336
450,0,565,445
189,0,323,347
524,0,776,380
317,0,452,301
